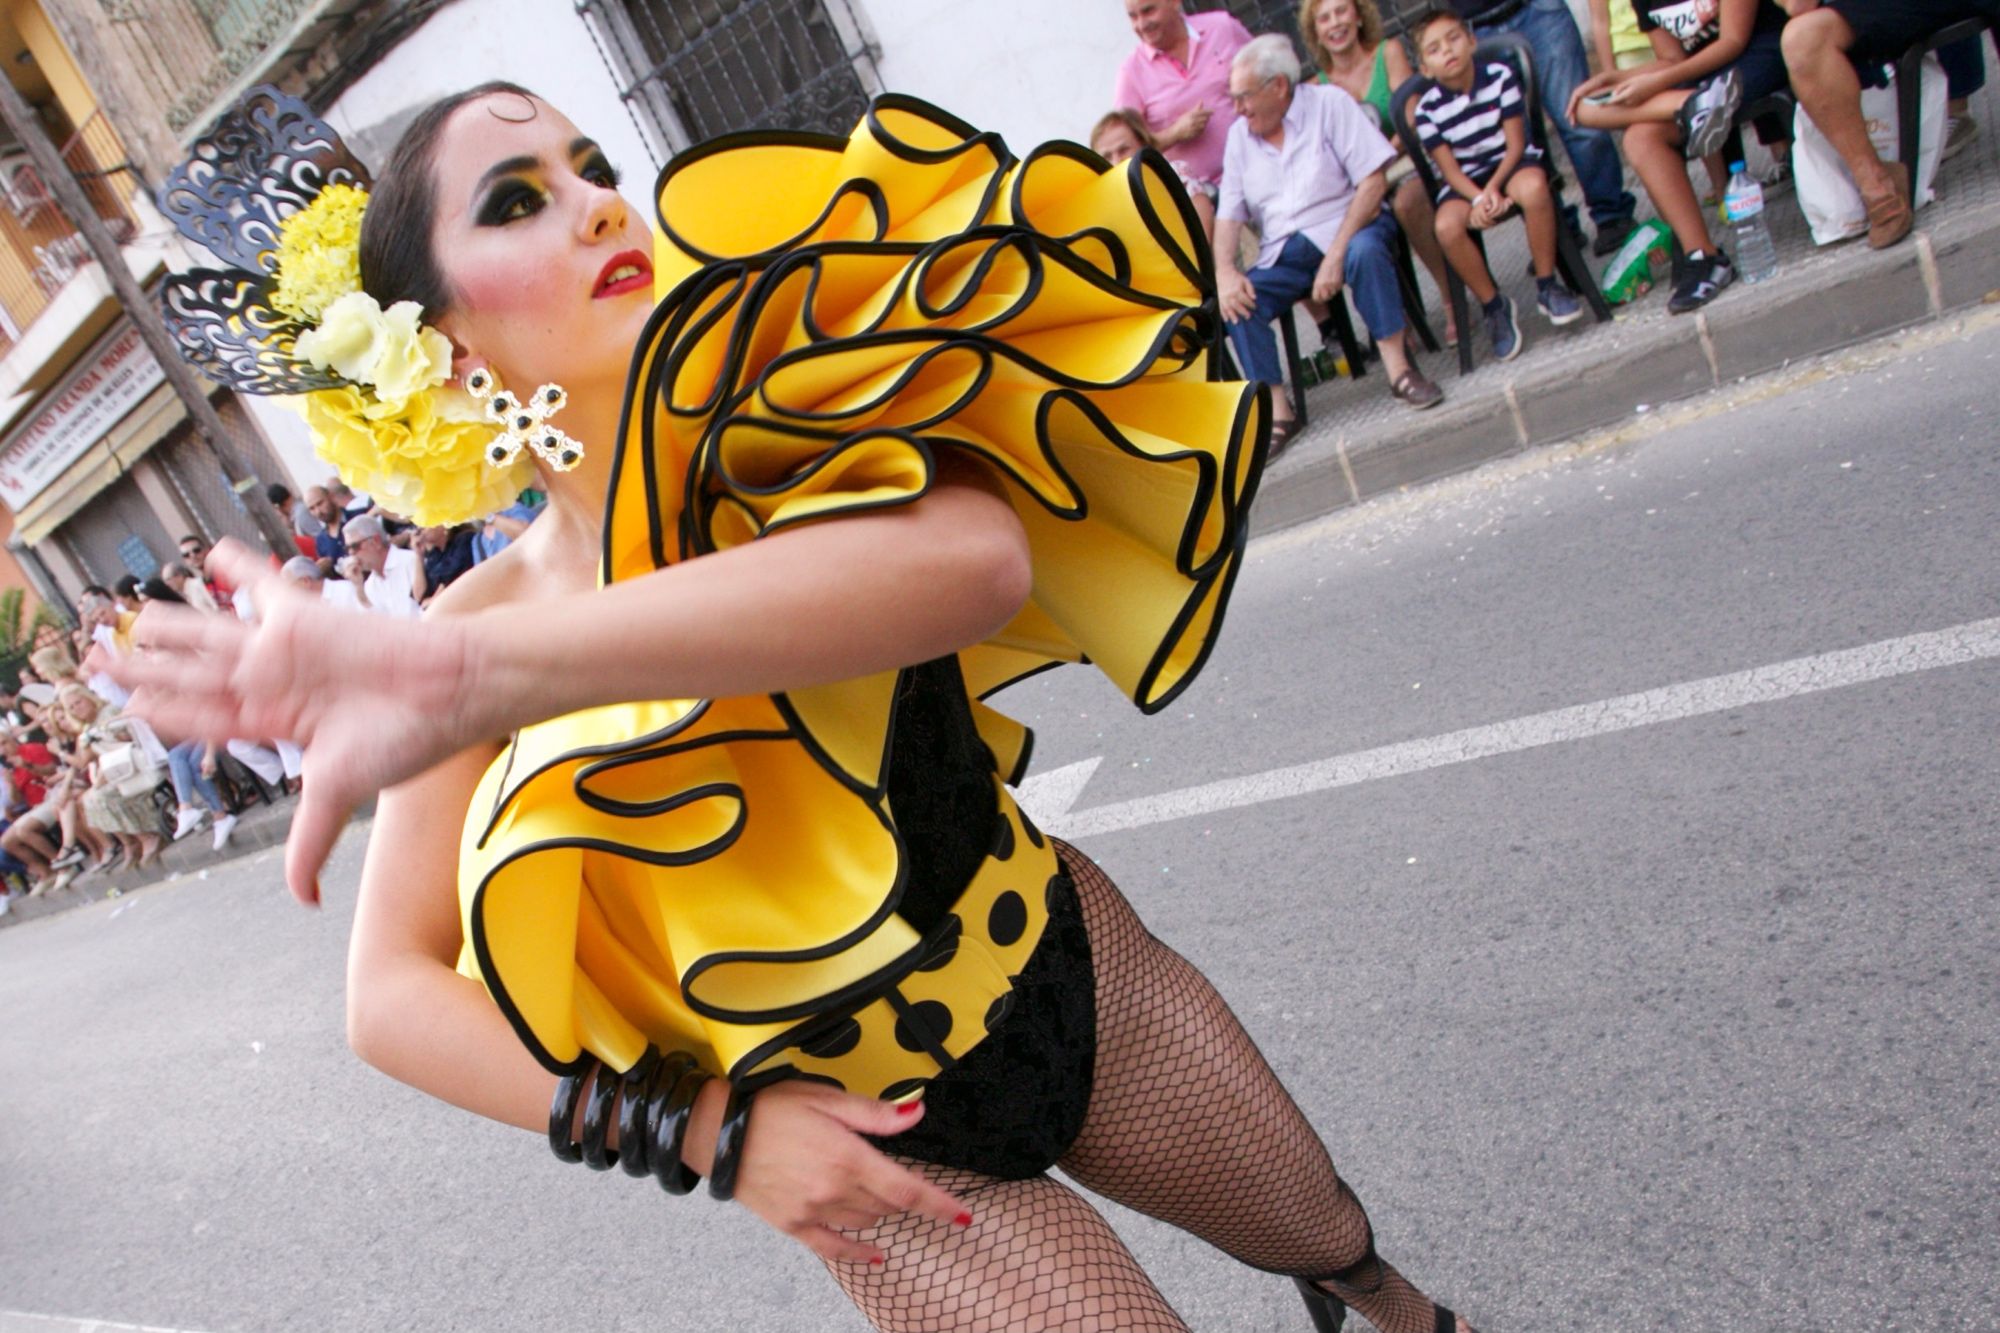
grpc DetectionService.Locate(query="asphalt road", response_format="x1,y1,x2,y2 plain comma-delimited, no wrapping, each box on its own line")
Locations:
3,314,1996,1333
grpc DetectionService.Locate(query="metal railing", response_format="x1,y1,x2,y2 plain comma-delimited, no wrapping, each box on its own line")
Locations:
0,111,141,359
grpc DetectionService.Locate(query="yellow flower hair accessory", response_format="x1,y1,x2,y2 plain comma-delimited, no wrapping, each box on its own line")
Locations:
269,182,367,323
157,85,528,527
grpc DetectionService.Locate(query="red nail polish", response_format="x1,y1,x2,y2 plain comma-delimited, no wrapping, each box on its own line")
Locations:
895,1101,921,1116
954,1212,973,1228
869,1256,885,1267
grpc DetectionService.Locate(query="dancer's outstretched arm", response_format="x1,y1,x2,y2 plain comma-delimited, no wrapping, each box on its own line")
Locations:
345,738,970,1267
104,469,1029,905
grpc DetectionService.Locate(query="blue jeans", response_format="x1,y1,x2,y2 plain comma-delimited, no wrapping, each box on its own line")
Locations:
167,740,225,814
1227,218,1405,388
1476,0,1637,229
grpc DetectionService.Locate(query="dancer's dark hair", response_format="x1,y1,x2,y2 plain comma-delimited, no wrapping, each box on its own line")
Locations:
358,80,538,318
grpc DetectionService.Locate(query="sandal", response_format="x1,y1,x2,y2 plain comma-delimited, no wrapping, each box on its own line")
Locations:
1268,417,1300,456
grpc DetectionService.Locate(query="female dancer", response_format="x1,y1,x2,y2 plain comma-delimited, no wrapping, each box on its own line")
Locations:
121,84,1475,1332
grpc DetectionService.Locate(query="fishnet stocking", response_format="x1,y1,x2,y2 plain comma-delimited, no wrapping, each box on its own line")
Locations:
826,1163,1189,1332
1056,846,1458,1333
825,844,1464,1333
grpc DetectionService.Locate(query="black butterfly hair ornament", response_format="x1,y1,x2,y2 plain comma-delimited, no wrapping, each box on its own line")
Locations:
155,84,373,396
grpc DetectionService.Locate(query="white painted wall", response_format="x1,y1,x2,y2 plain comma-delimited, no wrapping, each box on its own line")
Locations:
323,0,658,219
859,0,1139,153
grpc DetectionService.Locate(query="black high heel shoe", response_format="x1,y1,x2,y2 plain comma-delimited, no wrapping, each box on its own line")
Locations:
1294,1277,1348,1331
1295,1276,1468,1332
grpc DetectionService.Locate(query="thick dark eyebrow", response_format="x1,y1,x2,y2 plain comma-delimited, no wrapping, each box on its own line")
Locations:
570,137,601,162
475,154,540,197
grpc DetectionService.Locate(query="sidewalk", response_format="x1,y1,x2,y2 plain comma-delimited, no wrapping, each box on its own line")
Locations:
0,795,300,929
1254,85,2000,534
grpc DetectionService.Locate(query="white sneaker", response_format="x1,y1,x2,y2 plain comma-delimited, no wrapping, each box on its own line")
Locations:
211,814,239,851
172,807,208,841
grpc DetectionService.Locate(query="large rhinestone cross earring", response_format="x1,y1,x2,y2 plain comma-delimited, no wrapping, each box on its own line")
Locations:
465,366,584,472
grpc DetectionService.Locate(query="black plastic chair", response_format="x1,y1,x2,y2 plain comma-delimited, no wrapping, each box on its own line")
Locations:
1390,32,1612,376
1719,90,1797,177
1896,18,2000,180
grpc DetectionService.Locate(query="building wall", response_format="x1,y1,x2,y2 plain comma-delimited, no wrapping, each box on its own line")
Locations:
859,0,1137,151
324,0,660,197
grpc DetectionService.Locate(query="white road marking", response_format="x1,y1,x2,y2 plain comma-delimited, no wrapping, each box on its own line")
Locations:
1022,617,2000,840
0,1313,213,1333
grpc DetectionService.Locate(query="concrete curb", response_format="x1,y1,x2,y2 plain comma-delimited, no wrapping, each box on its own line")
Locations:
1252,207,2000,536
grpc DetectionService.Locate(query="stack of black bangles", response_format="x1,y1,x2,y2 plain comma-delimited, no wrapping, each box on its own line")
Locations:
548,1050,755,1201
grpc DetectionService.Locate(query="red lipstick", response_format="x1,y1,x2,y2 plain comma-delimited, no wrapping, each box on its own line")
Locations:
593,249,652,299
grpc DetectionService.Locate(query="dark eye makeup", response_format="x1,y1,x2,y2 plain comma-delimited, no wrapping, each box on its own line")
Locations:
475,149,623,227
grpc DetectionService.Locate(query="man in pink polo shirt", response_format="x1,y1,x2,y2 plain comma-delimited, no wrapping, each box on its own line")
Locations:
1112,0,1253,186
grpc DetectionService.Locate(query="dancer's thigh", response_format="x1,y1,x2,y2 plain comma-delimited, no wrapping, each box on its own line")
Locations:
824,1160,1186,1333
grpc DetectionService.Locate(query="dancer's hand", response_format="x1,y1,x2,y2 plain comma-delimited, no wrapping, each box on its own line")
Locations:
101,541,494,907
717,1081,971,1265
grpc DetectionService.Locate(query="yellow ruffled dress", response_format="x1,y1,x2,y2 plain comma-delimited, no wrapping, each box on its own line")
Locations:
456,97,1269,1101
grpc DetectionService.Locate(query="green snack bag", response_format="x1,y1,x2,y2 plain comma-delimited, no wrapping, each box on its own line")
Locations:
1599,218,1672,305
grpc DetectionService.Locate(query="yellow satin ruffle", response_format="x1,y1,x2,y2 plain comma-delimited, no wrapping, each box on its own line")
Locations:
457,96,1268,1094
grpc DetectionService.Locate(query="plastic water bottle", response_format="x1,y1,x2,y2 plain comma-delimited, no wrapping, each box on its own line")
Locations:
1722,162,1778,283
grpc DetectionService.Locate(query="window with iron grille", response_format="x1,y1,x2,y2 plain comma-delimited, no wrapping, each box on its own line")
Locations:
1187,0,1310,52
577,0,878,162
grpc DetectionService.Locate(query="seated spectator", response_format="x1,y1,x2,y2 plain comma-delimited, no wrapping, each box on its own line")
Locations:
1,725,71,893
1589,0,1659,72
160,561,219,612
77,594,134,706
472,495,546,564
329,480,372,523
159,733,236,850
112,574,143,615
305,487,349,562
1411,11,1585,360
1453,0,1641,254
415,524,478,604
1217,34,1444,439
178,535,233,612
56,684,161,872
1779,0,1996,248
281,555,361,612
1303,0,1463,346
1570,0,1788,312
1940,33,1985,160
1090,109,1219,235
1114,0,1254,191
341,514,426,619
267,481,326,543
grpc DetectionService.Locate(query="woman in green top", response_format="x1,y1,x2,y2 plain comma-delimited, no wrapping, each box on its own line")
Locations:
1302,0,1459,346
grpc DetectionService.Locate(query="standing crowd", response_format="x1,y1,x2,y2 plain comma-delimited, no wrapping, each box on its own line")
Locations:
0,475,545,916
1095,0,1993,447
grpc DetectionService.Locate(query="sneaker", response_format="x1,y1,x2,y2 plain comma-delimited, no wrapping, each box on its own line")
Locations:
0,892,10,918
172,807,208,841
1592,215,1638,257
1942,115,1978,162
1668,250,1736,314
1677,69,1742,161
211,813,240,851
1484,294,1522,361
1537,281,1584,326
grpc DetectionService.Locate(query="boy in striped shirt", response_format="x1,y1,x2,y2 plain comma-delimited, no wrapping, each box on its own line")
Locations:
1412,10,1581,361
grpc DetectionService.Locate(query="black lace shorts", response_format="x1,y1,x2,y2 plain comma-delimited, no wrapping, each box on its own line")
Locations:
867,861,1097,1180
